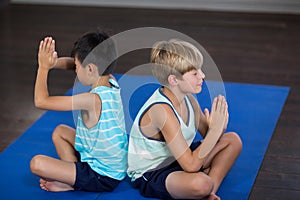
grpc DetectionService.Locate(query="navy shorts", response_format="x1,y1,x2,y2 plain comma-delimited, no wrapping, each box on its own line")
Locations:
73,152,120,192
132,141,202,199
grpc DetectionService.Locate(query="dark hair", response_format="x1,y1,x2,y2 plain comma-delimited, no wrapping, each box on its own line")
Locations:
71,31,117,75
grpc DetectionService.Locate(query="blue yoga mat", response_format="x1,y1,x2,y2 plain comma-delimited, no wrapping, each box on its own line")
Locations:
0,74,289,200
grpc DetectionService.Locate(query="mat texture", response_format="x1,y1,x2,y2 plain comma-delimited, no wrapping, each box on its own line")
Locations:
0,74,289,200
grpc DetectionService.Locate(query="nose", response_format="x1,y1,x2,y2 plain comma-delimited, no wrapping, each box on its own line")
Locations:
198,69,205,79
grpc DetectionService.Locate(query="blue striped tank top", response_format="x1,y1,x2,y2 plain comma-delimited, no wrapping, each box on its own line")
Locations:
75,79,128,180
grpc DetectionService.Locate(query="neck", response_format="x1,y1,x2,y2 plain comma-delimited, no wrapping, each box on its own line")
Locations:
162,86,186,107
91,75,111,89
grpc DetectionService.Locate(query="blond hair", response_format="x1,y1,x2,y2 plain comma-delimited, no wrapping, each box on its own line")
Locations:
150,39,203,85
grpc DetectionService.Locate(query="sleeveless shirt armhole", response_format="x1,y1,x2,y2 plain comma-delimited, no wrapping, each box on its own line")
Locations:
137,102,180,142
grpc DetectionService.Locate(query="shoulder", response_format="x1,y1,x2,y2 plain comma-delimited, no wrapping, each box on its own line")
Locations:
144,88,177,117
150,102,175,114
75,91,101,101
145,103,179,126
138,102,180,135
138,88,177,119
70,92,102,112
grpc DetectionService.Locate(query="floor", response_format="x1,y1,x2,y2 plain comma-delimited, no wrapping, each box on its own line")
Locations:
0,3,299,199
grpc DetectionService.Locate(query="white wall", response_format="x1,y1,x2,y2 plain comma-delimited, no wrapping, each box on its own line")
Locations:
11,0,300,14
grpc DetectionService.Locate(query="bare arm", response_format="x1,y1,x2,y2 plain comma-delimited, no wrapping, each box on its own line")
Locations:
34,37,98,112
54,57,75,70
148,104,205,172
189,94,229,156
197,95,228,159
148,96,228,172
34,37,57,109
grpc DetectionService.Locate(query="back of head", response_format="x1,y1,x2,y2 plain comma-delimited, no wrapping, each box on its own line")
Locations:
150,39,203,85
71,30,117,75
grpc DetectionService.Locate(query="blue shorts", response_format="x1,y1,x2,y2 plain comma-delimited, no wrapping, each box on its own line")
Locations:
73,152,120,192
132,141,202,199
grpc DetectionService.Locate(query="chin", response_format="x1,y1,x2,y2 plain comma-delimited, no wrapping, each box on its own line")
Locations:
194,86,202,94
191,89,201,94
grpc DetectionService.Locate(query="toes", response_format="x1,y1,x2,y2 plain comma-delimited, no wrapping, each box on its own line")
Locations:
40,182,49,191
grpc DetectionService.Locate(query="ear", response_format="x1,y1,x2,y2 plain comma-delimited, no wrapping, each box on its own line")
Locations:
167,75,178,86
87,63,98,76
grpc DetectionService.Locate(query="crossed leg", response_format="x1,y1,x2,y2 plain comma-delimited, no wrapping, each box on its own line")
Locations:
166,171,218,199
203,132,242,193
30,155,76,192
30,124,78,192
52,124,77,162
165,132,242,199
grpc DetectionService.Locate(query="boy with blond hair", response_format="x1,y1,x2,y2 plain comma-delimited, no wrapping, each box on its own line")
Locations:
127,39,242,200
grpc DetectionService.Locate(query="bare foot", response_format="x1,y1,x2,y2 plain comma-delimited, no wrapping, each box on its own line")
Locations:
39,178,74,192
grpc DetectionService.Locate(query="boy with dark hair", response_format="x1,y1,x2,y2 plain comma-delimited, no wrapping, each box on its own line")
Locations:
30,31,128,193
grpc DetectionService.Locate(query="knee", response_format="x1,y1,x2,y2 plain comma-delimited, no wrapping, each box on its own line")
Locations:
30,155,46,175
227,132,243,153
190,173,214,197
52,124,66,143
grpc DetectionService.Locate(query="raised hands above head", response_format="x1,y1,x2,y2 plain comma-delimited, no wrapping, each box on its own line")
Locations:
38,37,58,70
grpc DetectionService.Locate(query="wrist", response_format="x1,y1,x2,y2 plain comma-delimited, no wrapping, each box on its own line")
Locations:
38,67,50,72
208,126,223,136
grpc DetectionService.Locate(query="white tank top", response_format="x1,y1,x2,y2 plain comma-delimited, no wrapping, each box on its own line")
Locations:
127,88,196,181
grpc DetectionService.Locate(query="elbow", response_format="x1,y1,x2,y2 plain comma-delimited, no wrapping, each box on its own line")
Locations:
179,153,203,173
34,99,42,109
34,97,46,109
181,162,201,173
